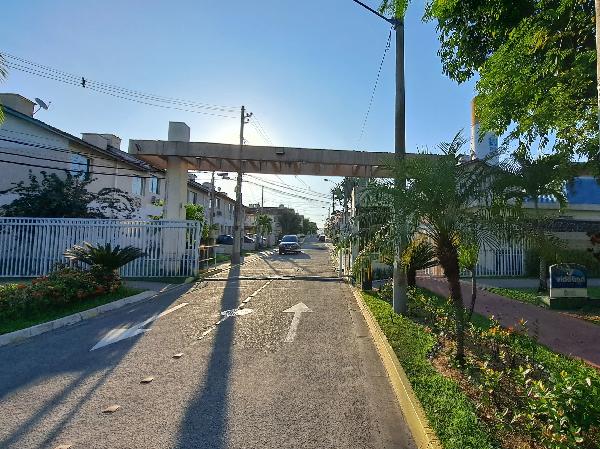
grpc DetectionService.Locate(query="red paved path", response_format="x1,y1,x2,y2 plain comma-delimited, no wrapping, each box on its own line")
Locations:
417,277,600,368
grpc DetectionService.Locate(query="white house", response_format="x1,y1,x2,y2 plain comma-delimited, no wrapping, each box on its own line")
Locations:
0,93,247,224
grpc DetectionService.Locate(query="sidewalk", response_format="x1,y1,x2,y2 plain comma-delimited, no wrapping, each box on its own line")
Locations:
417,277,600,368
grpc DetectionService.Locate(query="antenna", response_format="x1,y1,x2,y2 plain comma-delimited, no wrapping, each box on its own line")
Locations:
33,98,50,116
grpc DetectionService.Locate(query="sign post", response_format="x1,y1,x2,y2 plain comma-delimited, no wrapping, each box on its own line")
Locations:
548,263,588,309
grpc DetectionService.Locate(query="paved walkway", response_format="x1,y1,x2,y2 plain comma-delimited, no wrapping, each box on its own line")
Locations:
417,277,600,368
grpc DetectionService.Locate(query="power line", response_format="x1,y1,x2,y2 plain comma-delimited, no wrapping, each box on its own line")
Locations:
356,29,392,148
3,58,238,119
0,135,162,172
246,174,330,198
243,179,329,204
1,51,238,112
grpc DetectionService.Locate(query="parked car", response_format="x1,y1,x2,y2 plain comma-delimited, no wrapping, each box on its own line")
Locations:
216,234,254,245
279,234,301,255
318,235,326,242
216,234,233,245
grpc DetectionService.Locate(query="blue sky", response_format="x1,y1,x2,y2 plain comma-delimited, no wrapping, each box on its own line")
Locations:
1,0,476,227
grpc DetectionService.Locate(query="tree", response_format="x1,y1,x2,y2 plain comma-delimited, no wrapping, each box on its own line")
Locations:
425,0,598,160
301,217,318,235
0,171,140,218
458,239,479,322
185,203,205,224
365,133,515,363
497,148,573,291
276,208,302,235
256,214,273,236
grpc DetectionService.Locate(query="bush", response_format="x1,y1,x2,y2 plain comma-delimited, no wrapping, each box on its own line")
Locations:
0,268,101,319
525,248,600,277
365,288,600,449
363,292,495,449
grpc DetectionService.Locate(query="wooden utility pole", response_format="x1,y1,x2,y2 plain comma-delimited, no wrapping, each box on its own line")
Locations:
596,0,600,146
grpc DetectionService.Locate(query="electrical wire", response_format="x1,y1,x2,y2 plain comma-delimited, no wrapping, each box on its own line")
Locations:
246,174,329,198
1,51,238,112
0,135,162,172
356,29,392,149
3,58,238,119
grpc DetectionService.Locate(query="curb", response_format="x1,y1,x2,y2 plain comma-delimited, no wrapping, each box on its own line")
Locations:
0,290,156,348
351,287,442,449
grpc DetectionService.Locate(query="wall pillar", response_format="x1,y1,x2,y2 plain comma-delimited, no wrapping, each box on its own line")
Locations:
164,122,190,220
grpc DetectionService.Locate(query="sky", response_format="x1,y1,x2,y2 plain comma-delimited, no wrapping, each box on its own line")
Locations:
0,0,476,228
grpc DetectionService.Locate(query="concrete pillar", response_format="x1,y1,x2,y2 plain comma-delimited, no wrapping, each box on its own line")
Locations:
164,122,190,220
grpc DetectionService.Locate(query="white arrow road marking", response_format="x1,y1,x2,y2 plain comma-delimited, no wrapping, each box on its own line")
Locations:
283,302,313,343
91,303,188,351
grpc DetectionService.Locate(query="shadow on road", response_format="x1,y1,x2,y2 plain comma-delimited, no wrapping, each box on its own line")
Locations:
0,283,192,449
176,265,241,449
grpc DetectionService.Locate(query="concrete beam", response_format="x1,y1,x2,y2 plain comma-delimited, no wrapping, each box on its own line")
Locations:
129,140,412,178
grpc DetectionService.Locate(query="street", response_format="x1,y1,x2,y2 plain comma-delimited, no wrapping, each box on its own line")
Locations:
0,238,414,449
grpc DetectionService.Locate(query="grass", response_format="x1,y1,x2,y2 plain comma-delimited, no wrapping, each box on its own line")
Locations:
0,286,142,335
486,286,600,325
362,291,496,449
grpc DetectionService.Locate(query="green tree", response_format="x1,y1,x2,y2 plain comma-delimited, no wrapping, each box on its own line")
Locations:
458,238,479,322
301,217,318,235
425,0,597,160
185,203,205,224
256,214,273,236
276,208,302,235
497,148,572,291
365,133,515,363
0,171,140,218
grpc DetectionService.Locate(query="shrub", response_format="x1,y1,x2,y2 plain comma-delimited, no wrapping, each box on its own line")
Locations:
0,268,100,319
525,247,600,277
64,242,145,288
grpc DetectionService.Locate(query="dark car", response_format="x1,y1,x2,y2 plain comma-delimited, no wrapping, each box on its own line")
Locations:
216,234,233,245
279,235,301,255
318,235,326,242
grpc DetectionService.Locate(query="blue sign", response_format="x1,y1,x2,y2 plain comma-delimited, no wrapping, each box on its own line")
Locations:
550,264,587,289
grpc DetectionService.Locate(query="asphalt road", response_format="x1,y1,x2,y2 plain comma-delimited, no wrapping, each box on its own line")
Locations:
0,237,414,449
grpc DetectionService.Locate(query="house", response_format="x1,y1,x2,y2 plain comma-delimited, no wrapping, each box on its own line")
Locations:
0,93,163,218
0,93,247,224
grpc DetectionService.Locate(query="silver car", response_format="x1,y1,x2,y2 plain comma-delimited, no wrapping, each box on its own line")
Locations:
279,235,301,254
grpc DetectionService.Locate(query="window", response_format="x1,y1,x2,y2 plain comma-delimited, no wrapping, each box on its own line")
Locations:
186,191,198,204
216,198,221,209
70,154,90,178
149,177,160,194
132,177,145,196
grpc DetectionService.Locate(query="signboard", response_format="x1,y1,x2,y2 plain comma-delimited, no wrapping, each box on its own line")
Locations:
549,264,587,299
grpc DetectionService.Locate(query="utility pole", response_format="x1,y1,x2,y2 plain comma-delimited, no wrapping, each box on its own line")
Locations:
350,0,408,314
209,171,215,230
232,105,252,265
392,18,408,315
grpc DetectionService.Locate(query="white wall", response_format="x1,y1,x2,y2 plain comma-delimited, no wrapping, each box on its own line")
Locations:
0,114,164,218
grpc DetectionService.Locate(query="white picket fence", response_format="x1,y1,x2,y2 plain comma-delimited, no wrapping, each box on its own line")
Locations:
422,243,525,277
0,218,201,278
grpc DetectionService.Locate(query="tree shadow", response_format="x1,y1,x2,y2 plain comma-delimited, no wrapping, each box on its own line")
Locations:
176,265,241,449
0,283,192,448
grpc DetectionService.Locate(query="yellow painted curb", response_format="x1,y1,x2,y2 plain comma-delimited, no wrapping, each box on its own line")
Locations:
351,287,443,449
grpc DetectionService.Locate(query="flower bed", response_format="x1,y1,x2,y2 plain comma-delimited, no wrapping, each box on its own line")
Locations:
364,287,600,449
0,268,139,334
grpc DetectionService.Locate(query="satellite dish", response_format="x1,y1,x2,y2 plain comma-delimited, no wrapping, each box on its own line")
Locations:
34,98,49,110
33,98,51,116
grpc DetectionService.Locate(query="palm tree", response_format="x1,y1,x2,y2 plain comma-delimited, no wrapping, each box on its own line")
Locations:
255,214,273,248
365,133,514,363
498,148,572,291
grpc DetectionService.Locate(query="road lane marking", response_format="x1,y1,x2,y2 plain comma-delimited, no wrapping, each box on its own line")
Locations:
283,302,313,343
194,280,271,342
90,303,189,351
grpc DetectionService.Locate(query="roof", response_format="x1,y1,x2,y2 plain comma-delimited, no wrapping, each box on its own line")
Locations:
2,105,159,173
